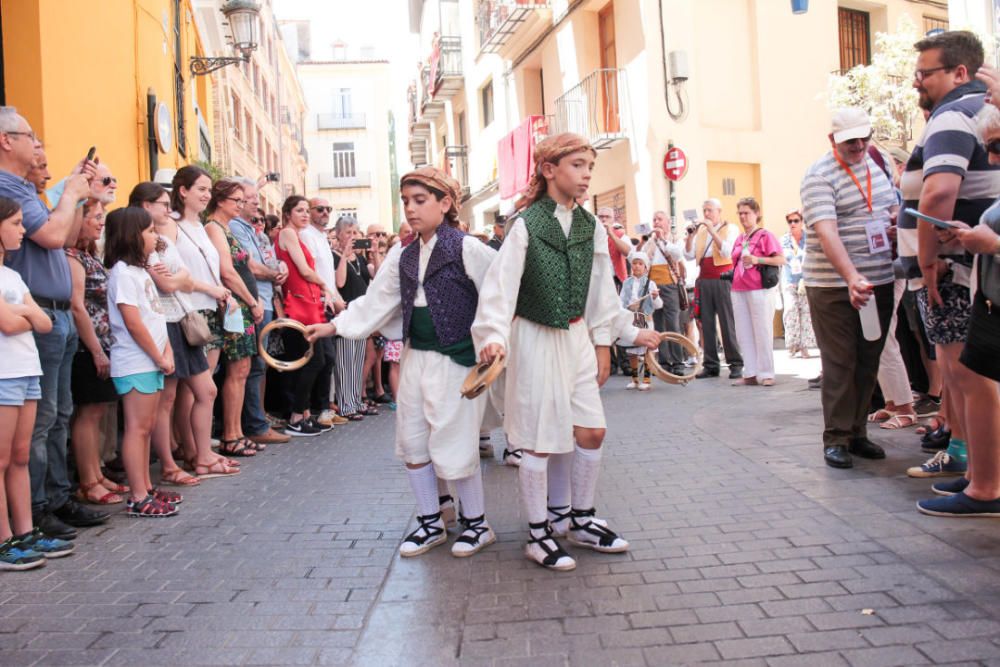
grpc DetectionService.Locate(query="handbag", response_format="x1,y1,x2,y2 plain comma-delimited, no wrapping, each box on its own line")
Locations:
178,307,213,346
177,222,229,323
748,229,780,289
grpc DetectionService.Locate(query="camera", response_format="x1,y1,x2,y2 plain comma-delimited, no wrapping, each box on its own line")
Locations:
686,224,698,235
719,270,734,282
266,172,280,182
353,238,372,250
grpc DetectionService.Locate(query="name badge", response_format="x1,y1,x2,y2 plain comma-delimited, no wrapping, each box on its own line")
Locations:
866,221,891,254
790,257,802,275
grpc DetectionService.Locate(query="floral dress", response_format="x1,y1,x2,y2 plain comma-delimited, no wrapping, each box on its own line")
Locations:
208,220,257,361
66,248,112,352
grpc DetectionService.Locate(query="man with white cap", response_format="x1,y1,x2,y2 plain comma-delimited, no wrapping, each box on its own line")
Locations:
799,107,898,469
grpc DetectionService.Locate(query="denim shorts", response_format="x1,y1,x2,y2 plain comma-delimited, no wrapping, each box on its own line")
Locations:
0,376,42,406
112,371,165,396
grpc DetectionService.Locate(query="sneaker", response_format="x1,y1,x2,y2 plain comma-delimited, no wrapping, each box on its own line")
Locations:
566,508,629,553
625,380,638,390
52,499,109,527
547,505,571,537
12,528,74,559
451,515,496,557
917,492,1000,518
0,538,46,571
637,381,651,391
250,429,291,445
907,451,967,478
502,448,523,467
920,426,951,453
932,476,970,496
399,512,447,557
314,409,338,428
525,522,575,571
284,418,322,437
307,416,333,433
912,396,941,417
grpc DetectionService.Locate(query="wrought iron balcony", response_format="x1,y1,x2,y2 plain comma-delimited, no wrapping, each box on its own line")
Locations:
318,171,371,189
444,146,470,199
433,36,464,99
317,113,366,130
553,68,629,149
477,0,552,58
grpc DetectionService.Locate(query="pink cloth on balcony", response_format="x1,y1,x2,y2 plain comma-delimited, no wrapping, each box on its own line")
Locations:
498,116,539,199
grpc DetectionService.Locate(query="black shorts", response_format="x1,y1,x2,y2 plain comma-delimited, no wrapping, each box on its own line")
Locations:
71,348,118,405
960,291,1000,382
166,322,210,380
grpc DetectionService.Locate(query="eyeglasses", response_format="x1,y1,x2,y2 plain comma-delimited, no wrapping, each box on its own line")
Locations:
311,206,333,214
226,197,246,205
368,231,387,237
986,139,1000,155
250,216,262,224
152,199,171,207
786,218,803,225
100,176,117,186
3,130,37,142
914,66,954,83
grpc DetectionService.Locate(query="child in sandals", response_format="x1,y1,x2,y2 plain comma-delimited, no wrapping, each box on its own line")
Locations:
104,207,180,517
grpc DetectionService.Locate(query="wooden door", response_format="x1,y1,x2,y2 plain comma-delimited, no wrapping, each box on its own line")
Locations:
598,3,619,134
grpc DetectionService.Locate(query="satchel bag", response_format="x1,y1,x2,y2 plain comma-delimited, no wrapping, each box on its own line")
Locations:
748,229,781,289
178,307,213,347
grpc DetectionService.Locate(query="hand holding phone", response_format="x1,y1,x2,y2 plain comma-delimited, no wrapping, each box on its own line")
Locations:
904,208,958,230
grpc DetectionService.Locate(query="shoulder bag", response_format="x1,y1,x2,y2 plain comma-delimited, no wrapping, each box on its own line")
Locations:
748,229,780,289
176,223,229,344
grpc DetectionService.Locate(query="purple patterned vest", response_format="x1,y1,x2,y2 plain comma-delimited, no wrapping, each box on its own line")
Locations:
399,224,479,346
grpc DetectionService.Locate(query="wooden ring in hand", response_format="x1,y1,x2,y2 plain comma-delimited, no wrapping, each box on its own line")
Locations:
645,332,700,386
460,356,506,399
258,318,313,372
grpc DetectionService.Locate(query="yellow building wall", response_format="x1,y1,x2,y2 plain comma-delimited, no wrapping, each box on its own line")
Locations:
2,0,211,203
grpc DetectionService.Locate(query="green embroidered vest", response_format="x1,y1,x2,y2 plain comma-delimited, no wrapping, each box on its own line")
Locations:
514,197,595,329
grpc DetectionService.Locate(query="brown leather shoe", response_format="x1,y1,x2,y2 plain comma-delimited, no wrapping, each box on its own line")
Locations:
250,429,291,445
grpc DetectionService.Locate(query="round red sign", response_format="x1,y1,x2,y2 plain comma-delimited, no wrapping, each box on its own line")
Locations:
663,147,688,181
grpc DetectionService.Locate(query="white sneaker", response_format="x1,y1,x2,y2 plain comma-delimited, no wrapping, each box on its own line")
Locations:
525,523,576,571
625,380,638,390
398,513,447,557
547,505,571,537
637,381,651,391
315,409,337,428
567,510,629,553
451,515,496,557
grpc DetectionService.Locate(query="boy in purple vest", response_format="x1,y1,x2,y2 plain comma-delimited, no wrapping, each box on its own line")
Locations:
472,134,660,571
306,168,498,557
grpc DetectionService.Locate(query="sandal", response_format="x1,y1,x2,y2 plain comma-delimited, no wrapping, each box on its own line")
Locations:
868,408,897,422
218,438,257,457
97,476,129,494
916,415,946,435
345,413,364,422
160,469,201,487
75,480,125,505
880,413,919,430
361,406,380,416
194,460,241,479
150,487,183,505
761,378,775,387
126,494,178,518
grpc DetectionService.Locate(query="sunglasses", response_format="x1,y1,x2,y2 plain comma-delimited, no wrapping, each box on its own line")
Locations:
100,176,117,186
986,139,1000,156
311,206,333,213
786,218,803,224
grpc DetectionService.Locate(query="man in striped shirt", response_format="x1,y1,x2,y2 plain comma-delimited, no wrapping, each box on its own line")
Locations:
898,32,1000,498
800,108,898,469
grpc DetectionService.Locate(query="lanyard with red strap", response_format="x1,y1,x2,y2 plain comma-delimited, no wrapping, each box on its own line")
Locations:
832,150,873,213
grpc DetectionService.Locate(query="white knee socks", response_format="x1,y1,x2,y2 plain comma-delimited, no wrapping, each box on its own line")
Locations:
407,464,440,517
571,445,603,511
547,451,573,509
519,452,549,529
453,471,486,519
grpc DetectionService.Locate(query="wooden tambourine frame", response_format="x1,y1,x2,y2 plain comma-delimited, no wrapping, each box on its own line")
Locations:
258,318,314,372
644,332,700,385
460,356,505,399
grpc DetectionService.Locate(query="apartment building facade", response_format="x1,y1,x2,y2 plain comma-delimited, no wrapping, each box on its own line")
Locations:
407,0,951,235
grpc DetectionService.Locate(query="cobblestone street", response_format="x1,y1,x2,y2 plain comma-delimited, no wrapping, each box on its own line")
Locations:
5,353,1000,666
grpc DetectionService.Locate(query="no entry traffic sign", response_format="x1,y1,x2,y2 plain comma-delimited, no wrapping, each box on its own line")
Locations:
663,147,688,181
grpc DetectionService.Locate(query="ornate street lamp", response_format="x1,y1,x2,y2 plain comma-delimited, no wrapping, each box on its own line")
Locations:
190,0,261,76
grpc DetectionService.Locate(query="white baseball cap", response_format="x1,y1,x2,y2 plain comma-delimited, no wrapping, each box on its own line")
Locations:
831,108,872,143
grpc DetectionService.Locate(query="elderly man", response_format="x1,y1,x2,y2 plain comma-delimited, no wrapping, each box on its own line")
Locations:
0,107,108,538
801,108,898,469
27,144,51,196
304,198,347,426
644,211,686,374
684,199,743,379
228,177,289,445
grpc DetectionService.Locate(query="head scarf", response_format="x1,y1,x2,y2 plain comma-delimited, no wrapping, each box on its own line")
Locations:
627,251,650,267
400,167,462,223
516,133,597,209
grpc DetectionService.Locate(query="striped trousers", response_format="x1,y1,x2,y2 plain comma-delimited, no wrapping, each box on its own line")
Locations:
335,337,367,416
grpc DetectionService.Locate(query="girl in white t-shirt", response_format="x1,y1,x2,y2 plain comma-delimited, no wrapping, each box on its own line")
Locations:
0,197,73,571
104,208,177,518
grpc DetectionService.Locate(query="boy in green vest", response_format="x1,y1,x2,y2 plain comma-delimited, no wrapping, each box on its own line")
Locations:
472,133,659,571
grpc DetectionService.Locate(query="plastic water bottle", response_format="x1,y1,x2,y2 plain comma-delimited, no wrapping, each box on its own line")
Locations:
859,289,881,341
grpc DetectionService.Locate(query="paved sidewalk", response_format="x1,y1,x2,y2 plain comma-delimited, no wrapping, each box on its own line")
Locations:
4,352,1000,666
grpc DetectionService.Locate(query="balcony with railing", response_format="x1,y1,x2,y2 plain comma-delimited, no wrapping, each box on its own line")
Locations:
444,146,471,199
317,113,367,130
318,171,371,189
432,36,464,99
477,0,552,58
553,68,629,149
408,137,428,167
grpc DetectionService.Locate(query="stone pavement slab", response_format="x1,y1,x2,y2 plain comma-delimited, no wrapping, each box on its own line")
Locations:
5,351,1000,665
